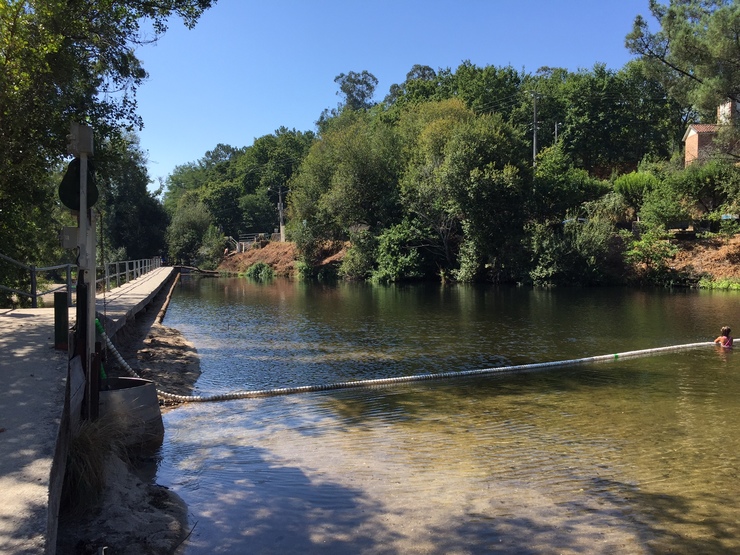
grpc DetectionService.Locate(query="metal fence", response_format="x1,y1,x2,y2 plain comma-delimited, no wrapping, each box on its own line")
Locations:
96,258,162,292
230,233,281,253
0,253,162,308
0,253,75,308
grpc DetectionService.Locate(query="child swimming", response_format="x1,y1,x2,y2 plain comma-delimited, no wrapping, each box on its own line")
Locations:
714,326,733,348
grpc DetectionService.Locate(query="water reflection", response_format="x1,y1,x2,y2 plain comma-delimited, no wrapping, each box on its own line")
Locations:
159,278,740,554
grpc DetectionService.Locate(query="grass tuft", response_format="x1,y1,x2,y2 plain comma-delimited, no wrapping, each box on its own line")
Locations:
61,416,128,515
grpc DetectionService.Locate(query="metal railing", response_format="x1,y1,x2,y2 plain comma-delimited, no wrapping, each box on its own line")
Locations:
1,253,163,308
0,253,75,308
230,232,278,253
96,258,162,291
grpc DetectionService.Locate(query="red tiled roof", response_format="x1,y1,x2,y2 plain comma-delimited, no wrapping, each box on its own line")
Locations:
690,124,720,133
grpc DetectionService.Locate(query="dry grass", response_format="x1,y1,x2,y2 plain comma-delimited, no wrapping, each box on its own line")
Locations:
61,416,128,516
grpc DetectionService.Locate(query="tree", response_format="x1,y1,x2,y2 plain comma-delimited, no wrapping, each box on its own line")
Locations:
166,193,214,264
334,70,379,111
425,111,530,281
626,0,740,114
397,99,475,270
533,145,610,220
0,0,215,286
97,133,168,260
385,64,439,106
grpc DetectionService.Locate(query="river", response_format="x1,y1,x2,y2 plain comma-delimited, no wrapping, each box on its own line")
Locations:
156,277,740,554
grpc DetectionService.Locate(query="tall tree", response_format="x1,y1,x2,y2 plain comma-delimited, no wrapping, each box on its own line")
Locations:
97,134,169,260
626,0,740,114
0,0,215,294
334,70,379,111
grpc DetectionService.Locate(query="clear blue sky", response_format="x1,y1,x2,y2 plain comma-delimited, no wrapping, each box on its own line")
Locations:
135,0,654,187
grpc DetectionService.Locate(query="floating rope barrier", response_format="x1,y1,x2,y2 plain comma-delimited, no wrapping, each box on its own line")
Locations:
95,318,716,403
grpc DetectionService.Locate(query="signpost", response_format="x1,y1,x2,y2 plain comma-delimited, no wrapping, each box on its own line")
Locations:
65,122,98,419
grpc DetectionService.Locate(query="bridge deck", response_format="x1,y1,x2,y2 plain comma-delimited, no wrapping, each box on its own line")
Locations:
0,266,176,554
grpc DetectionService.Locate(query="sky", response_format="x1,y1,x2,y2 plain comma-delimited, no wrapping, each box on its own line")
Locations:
134,0,655,187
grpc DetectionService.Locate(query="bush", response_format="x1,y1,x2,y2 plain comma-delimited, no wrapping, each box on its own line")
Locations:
613,171,658,213
243,262,274,281
527,217,617,286
339,229,376,280
698,277,740,290
638,182,691,230
371,222,423,283
621,229,680,285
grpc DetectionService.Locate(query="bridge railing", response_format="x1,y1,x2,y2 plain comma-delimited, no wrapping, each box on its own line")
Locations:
0,253,163,308
0,253,75,308
96,258,162,292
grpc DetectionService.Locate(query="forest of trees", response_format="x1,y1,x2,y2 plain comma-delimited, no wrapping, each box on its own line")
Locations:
3,1,740,304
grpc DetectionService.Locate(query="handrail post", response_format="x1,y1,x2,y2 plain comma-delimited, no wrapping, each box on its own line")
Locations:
105,262,110,291
30,265,37,308
66,265,73,307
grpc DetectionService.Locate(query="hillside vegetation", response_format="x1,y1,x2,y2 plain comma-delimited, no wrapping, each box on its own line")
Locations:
220,234,740,287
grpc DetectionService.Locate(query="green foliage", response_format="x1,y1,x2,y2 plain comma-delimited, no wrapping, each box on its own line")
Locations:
0,0,214,299
339,229,376,281
289,109,402,248
97,134,168,259
668,159,735,215
613,171,659,213
638,180,692,229
243,262,275,282
533,145,610,219
163,130,315,240
166,195,213,264
622,229,680,284
698,277,740,290
719,218,740,237
334,70,379,111
371,221,424,283
194,224,225,270
427,113,529,282
627,0,740,116
527,218,619,286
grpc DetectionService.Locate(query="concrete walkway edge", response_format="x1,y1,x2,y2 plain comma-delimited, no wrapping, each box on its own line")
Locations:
0,267,176,554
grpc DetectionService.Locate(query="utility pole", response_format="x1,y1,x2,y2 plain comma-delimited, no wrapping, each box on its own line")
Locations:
277,185,285,242
531,92,540,167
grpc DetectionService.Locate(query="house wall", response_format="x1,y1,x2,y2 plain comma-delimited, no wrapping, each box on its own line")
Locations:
684,130,715,166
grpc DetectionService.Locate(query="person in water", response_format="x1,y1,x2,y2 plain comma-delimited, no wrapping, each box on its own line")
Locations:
714,326,733,348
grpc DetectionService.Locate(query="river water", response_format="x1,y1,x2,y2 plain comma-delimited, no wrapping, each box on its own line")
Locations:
156,277,740,554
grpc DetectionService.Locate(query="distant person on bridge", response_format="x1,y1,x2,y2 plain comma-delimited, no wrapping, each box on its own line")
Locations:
714,326,733,348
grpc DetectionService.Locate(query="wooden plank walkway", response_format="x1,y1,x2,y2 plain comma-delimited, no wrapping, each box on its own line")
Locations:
0,266,176,555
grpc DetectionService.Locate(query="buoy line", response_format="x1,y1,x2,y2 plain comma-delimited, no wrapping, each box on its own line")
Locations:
95,319,715,403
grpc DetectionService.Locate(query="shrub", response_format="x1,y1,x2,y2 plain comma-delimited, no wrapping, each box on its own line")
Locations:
527,217,618,286
371,222,423,283
244,262,274,281
339,229,376,281
621,229,680,285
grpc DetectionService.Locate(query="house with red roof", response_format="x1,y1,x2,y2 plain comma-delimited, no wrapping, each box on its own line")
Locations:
683,100,739,166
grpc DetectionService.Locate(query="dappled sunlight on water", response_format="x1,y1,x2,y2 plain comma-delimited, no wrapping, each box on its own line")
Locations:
158,278,740,554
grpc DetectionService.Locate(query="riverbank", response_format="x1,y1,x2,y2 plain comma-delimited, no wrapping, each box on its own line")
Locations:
218,234,740,284
56,278,202,555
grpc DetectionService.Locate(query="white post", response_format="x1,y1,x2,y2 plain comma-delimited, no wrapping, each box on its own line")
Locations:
69,122,95,416
278,186,285,242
